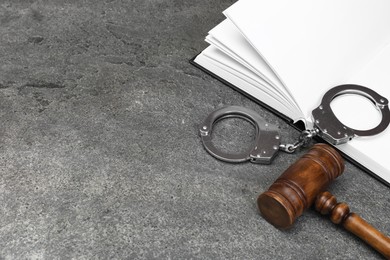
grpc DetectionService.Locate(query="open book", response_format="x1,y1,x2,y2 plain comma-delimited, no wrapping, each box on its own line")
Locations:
192,0,390,186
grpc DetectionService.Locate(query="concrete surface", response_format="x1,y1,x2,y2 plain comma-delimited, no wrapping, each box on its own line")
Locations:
0,0,389,259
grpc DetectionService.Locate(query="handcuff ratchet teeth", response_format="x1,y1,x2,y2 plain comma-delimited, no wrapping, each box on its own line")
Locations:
199,85,390,164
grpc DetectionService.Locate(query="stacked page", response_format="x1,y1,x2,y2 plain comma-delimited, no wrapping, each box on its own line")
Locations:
193,0,390,185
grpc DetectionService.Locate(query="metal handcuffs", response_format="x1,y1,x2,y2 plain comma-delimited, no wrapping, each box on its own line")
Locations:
199,84,390,164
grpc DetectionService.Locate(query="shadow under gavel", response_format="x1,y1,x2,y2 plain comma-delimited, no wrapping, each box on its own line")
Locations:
257,143,390,259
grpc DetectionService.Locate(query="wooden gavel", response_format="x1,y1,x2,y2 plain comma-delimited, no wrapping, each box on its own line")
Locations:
257,143,390,259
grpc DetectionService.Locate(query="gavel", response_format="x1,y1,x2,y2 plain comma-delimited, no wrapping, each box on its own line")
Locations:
257,143,390,259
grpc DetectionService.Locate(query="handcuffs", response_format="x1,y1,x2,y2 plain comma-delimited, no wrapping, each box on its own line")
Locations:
199,84,390,164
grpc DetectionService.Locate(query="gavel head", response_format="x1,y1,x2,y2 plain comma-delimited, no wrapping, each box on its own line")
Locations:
257,143,344,229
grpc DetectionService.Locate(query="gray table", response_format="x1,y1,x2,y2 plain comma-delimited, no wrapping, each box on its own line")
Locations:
1,1,388,259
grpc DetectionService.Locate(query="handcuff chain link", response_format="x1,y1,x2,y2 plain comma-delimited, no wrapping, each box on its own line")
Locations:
279,129,318,154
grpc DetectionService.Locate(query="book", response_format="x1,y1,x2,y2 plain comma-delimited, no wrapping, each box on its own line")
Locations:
192,0,390,186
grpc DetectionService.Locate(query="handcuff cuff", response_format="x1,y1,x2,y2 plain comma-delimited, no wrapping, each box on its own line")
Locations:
199,84,390,164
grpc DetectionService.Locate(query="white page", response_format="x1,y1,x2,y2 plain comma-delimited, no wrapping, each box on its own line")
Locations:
205,35,294,110
224,0,390,119
195,47,302,121
206,19,300,113
336,44,390,182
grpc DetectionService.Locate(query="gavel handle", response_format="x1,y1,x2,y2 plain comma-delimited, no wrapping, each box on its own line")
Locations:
315,191,390,259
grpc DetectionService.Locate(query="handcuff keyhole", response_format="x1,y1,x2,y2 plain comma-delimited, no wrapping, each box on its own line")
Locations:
211,117,256,155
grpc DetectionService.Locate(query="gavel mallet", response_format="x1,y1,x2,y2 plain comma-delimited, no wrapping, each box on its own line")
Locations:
257,143,390,258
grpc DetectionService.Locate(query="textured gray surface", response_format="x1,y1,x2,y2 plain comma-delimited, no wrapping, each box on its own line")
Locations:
0,1,389,259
